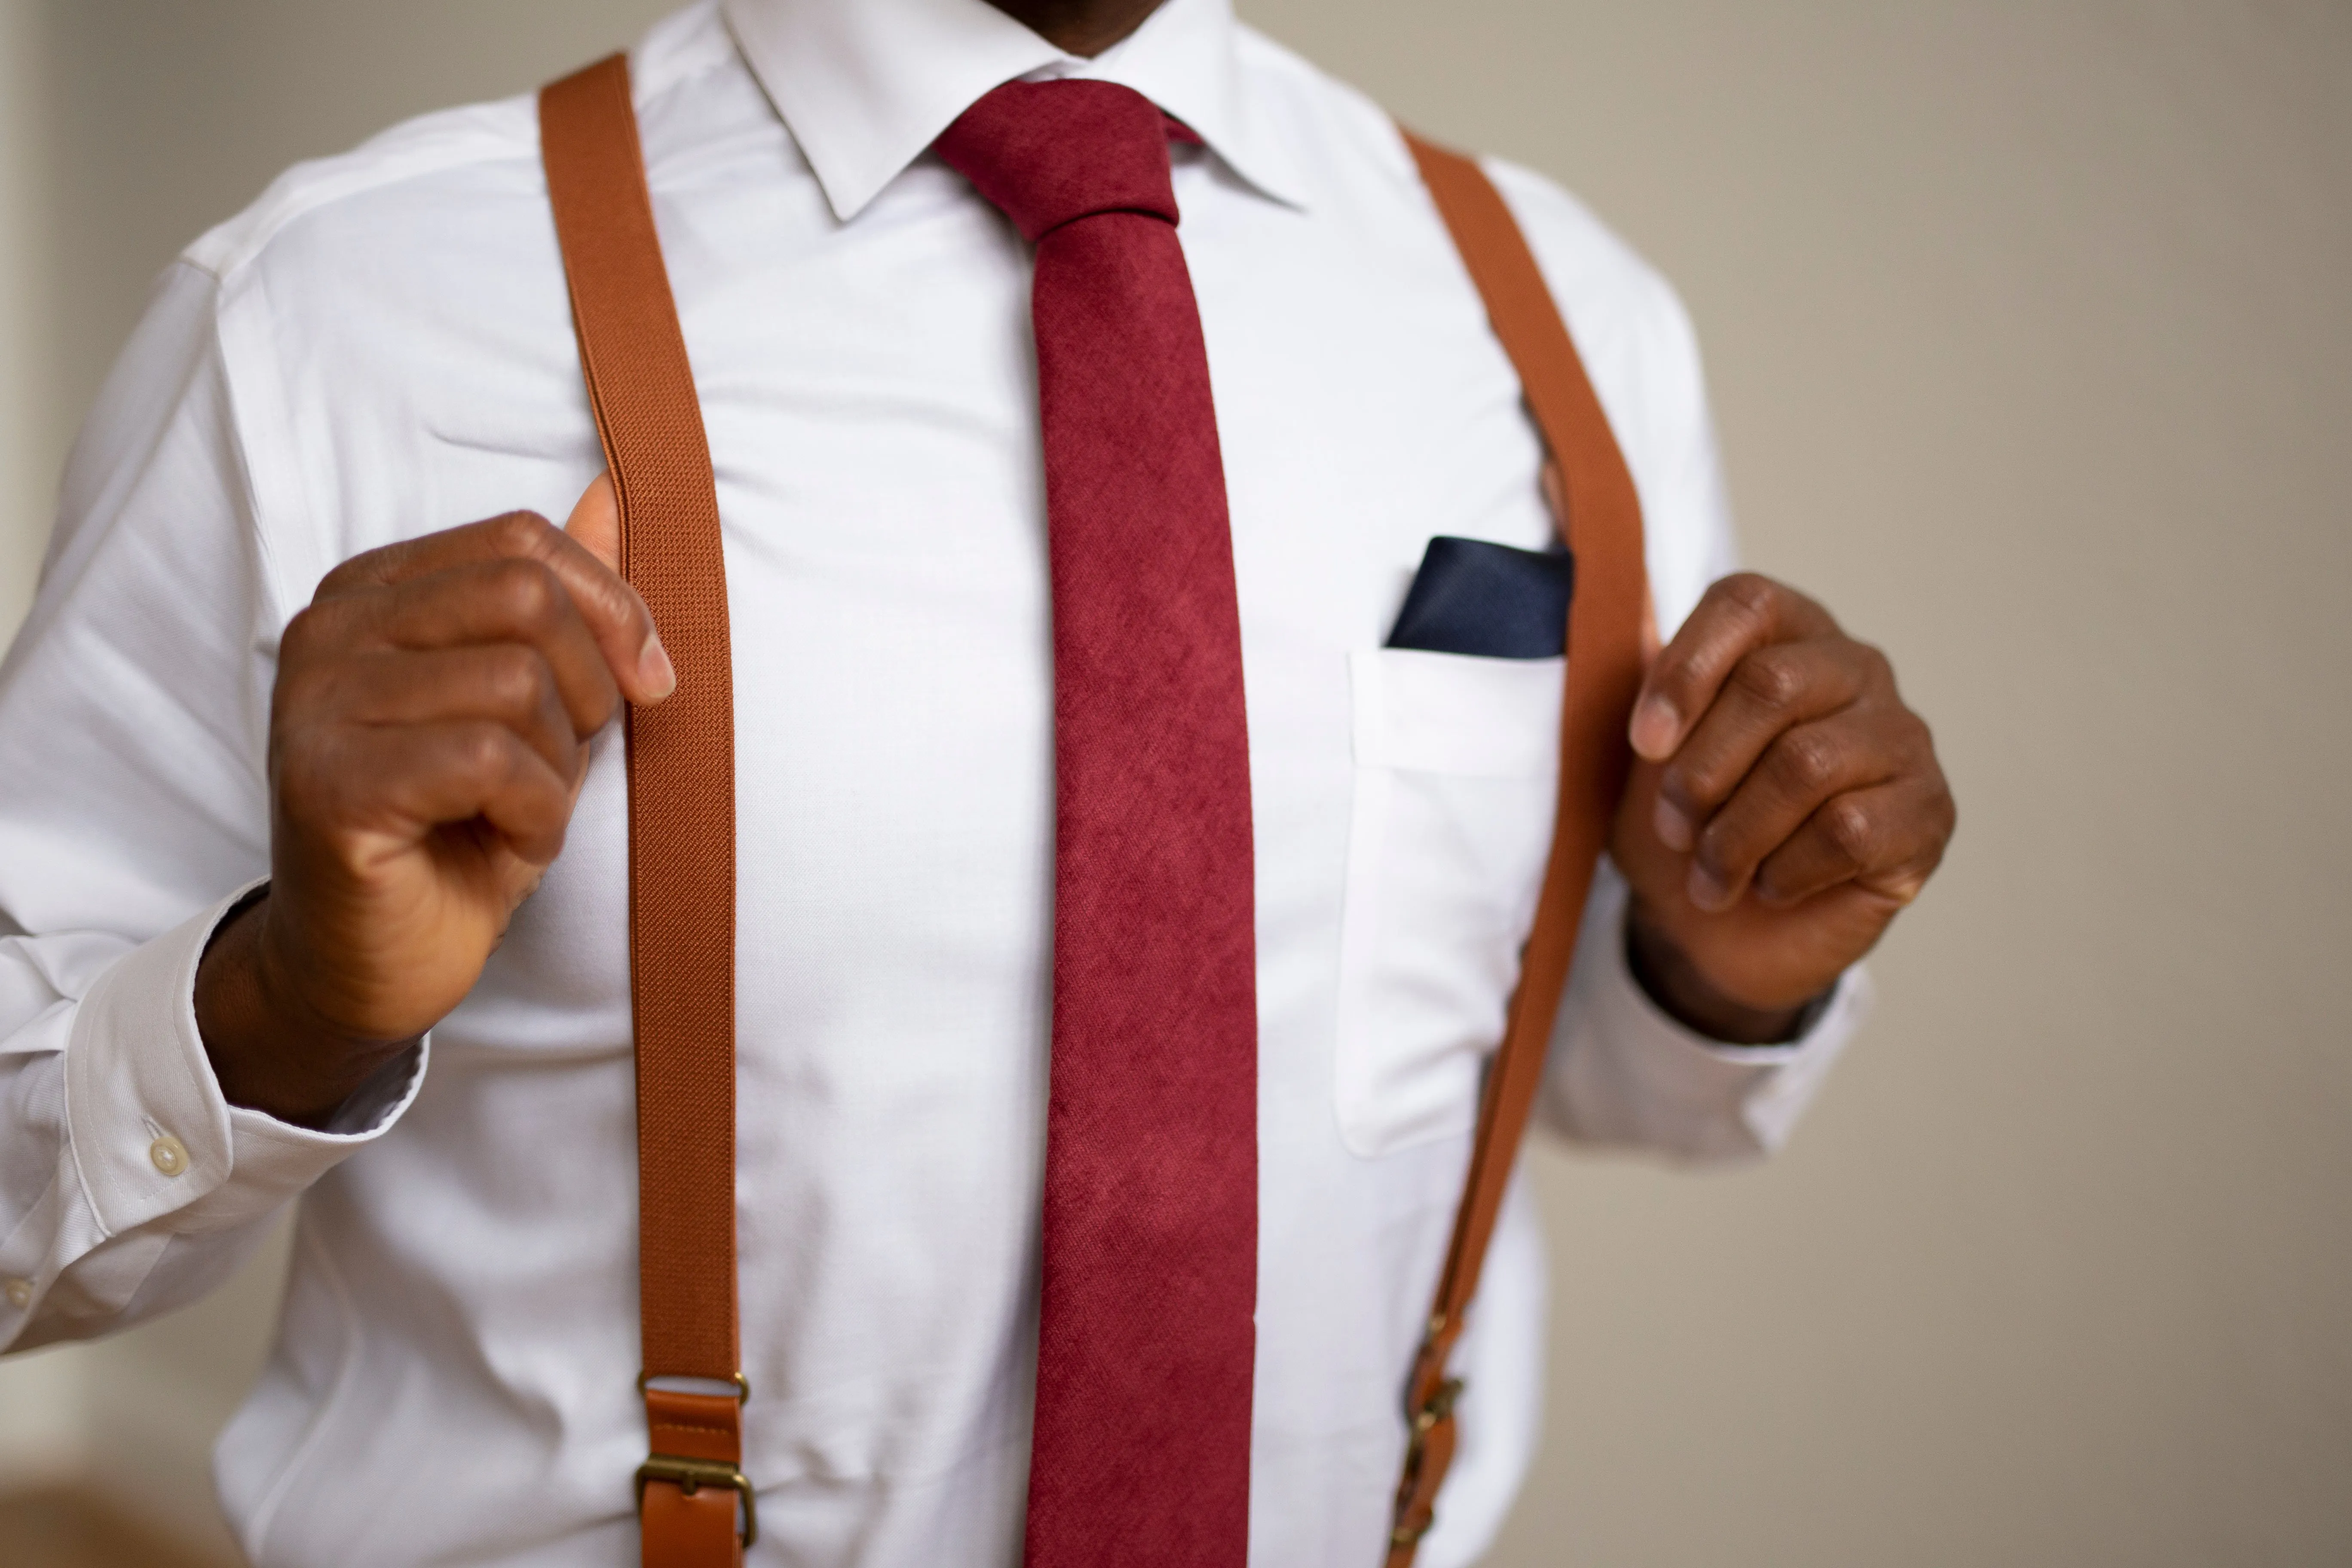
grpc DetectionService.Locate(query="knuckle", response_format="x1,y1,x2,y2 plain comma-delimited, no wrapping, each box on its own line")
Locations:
278,603,340,665
1867,704,1938,780
273,642,374,734
312,560,363,597
1715,572,1779,623
484,509,557,559
484,645,556,717
278,609,318,662
1821,796,1878,866
456,722,514,781
488,557,564,626
1668,753,1733,810
1732,647,1807,711
1658,758,1708,810
1645,652,1699,704
314,546,392,598
1774,726,1842,795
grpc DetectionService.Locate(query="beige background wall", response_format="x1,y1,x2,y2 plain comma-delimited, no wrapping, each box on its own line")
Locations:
1,2,2345,1563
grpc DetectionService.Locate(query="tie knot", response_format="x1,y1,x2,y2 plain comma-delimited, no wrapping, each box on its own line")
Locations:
935,80,1180,242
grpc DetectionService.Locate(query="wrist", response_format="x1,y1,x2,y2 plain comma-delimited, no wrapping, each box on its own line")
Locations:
1622,907,1825,1046
195,889,418,1128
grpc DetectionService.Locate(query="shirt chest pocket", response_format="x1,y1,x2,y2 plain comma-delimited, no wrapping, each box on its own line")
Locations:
1335,647,1565,1158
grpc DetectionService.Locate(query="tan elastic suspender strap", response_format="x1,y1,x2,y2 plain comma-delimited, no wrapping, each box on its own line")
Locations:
1386,132,1650,1566
539,56,749,1565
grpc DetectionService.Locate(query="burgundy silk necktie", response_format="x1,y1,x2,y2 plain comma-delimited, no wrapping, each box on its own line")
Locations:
935,82,1258,1565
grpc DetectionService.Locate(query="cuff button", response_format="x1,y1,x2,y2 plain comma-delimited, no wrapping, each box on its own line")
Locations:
148,1134,189,1177
3,1279,31,1309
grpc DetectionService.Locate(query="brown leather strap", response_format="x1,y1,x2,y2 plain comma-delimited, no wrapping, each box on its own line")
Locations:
539,55,746,1565
1386,132,1650,1565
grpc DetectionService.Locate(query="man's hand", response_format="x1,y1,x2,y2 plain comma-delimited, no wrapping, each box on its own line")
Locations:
195,478,665,1126
1609,573,1954,1044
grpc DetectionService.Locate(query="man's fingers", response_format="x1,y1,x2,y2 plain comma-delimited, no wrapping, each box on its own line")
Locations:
318,508,672,707
291,720,579,871
321,511,565,591
1681,711,1900,910
1752,775,1954,909
307,557,624,739
297,646,584,784
1651,637,1888,852
1629,573,1838,762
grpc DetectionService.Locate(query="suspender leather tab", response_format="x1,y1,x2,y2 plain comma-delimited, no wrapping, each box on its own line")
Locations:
539,53,745,1568
637,1387,756,1552
1386,130,1651,1567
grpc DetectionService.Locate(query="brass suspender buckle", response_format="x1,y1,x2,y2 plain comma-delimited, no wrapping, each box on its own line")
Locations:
1411,1376,1464,1438
1388,1375,1466,1549
635,1454,759,1547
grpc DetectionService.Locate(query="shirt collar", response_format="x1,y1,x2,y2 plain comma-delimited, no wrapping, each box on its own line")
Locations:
720,0,1306,221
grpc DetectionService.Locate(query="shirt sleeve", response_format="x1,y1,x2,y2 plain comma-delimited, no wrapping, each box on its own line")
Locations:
1481,156,1866,1160
1536,863,1866,1160
0,260,420,1355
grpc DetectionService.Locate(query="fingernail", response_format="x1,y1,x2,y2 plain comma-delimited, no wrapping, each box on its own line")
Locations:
1629,695,1679,760
1687,861,1734,912
1653,795,1694,852
638,635,676,700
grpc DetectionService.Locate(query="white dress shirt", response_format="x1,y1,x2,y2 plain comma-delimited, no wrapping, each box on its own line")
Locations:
0,0,1865,1562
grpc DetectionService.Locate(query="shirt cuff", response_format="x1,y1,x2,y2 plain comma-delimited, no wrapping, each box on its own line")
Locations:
1545,868,1870,1159
62,881,426,1240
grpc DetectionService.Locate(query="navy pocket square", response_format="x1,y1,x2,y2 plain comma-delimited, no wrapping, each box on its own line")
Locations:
1385,536,1574,660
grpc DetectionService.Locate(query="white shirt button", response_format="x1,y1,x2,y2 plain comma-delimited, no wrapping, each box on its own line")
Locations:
148,1133,189,1176
3,1278,31,1309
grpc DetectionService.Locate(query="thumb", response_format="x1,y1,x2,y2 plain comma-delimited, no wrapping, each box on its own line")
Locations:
559,471,674,707
564,471,621,573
